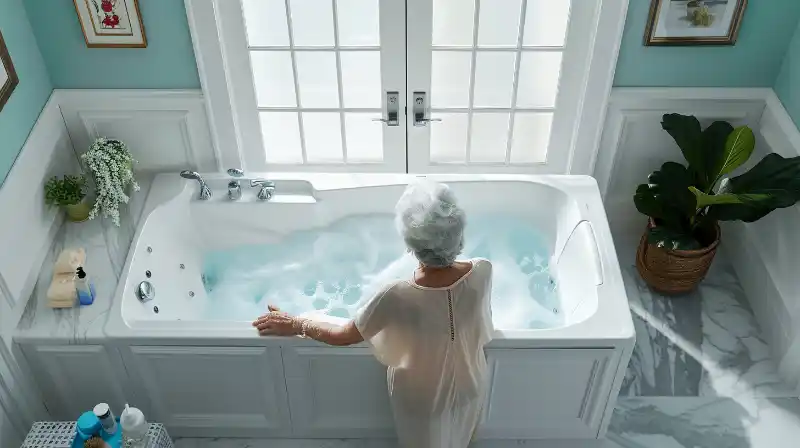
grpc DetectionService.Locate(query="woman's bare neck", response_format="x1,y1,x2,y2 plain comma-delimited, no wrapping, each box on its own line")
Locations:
413,261,473,288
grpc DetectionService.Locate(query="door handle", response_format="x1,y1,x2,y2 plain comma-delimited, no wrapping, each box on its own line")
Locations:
372,91,399,126
413,91,441,127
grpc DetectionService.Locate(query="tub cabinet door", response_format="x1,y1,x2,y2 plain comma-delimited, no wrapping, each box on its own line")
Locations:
20,344,129,420
283,346,395,437
125,346,290,437
479,348,618,439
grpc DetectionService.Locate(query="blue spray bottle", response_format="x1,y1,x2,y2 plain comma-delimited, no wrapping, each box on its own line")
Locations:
76,267,96,305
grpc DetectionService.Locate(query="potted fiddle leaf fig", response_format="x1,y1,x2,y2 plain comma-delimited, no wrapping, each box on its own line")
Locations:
634,113,800,294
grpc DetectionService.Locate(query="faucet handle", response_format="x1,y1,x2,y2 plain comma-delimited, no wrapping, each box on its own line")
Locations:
250,179,275,188
227,168,244,178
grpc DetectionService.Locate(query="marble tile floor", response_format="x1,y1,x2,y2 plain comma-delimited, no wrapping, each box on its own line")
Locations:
174,256,800,447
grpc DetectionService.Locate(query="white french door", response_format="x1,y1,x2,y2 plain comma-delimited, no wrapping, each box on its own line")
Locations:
216,0,407,172
407,0,594,174
207,0,602,174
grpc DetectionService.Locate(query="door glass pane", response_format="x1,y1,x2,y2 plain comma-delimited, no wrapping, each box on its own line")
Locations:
431,52,472,108
345,113,383,162
523,0,571,47
477,0,522,47
251,52,296,107
303,113,343,162
470,113,509,163
341,51,381,108
296,52,339,107
242,0,289,46
430,113,468,163
473,52,516,107
510,113,552,163
337,0,380,46
432,0,475,47
260,112,303,164
290,0,335,46
516,52,562,108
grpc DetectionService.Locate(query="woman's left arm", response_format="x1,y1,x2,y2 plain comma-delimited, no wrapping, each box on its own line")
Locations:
252,305,364,346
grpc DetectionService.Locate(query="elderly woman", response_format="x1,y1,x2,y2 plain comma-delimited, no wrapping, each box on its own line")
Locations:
252,180,494,448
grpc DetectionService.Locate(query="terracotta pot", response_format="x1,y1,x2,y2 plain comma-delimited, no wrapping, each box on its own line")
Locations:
635,220,720,295
64,199,92,222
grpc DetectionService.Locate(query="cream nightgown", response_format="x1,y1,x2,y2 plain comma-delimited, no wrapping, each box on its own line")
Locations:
355,258,494,448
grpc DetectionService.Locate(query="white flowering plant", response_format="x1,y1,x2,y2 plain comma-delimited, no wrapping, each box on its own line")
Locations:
81,137,140,226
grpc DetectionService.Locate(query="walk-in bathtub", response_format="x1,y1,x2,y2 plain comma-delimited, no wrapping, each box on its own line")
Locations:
105,173,634,439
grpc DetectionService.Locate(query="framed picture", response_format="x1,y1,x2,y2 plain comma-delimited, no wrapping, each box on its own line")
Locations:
644,0,748,46
73,0,147,48
0,29,18,112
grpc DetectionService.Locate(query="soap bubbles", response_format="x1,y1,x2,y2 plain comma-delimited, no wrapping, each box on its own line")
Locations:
202,215,562,329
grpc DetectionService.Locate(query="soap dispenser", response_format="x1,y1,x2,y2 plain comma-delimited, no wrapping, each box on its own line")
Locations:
75,267,96,305
120,403,148,447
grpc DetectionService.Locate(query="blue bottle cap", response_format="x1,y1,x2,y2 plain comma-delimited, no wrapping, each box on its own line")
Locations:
76,411,100,436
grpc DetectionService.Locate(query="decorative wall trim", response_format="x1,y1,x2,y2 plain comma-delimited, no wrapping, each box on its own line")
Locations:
55,89,218,173
0,95,77,317
595,87,800,389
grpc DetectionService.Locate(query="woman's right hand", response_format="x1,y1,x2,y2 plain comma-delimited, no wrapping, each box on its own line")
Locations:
252,305,302,337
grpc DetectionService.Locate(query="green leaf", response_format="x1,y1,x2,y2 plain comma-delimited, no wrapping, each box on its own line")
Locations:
647,225,702,251
699,121,734,188
661,114,706,184
708,154,800,222
717,126,755,177
689,186,770,208
634,162,696,231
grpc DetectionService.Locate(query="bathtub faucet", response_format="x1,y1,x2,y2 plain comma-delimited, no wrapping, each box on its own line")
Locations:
179,171,212,200
251,179,276,201
227,168,244,201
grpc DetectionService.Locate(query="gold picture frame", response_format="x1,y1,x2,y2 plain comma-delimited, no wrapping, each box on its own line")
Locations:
644,0,748,46
0,29,19,112
73,0,147,48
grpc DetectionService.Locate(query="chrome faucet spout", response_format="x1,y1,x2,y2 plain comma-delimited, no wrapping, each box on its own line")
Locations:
179,171,212,200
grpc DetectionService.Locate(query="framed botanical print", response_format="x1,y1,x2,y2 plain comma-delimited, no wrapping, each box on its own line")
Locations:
0,29,18,112
73,0,147,48
644,0,748,46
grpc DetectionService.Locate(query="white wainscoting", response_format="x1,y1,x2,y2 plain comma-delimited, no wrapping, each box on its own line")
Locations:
594,87,800,388
0,93,78,436
0,96,80,319
56,90,219,173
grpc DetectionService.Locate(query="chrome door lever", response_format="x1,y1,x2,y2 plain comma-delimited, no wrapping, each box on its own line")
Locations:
413,92,441,127
372,91,399,126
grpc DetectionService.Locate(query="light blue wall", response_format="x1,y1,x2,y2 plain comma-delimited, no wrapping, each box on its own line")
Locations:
24,0,199,89
0,0,53,186
614,0,800,87
775,21,800,128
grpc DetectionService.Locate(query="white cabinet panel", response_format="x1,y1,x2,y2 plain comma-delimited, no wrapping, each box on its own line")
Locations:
283,346,394,437
127,346,289,437
22,345,128,420
479,348,615,439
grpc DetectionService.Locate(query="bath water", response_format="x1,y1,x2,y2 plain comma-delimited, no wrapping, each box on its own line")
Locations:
201,215,561,329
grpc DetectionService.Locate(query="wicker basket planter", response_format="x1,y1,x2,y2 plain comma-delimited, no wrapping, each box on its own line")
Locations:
635,220,720,295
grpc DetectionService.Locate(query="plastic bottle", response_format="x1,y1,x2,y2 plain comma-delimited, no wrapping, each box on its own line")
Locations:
76,267,96,305
120,403,148,447
93,403,117,435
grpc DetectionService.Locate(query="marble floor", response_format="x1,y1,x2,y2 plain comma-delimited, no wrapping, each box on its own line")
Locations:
174,255,800,448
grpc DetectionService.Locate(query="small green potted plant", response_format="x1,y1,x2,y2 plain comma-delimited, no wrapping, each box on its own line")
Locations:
45,174,92,222
634,113,800,294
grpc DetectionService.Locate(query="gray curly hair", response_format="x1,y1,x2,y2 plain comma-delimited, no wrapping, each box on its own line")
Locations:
395,180,466,267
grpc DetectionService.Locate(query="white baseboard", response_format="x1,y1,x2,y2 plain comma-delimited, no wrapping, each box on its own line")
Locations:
595,87,800,389
55,89,218,174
